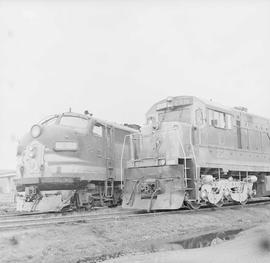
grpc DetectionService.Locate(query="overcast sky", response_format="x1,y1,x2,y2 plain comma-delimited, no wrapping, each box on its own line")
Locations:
0,0,270,169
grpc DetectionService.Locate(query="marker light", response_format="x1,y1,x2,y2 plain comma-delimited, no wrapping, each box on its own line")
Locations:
31,125,42,138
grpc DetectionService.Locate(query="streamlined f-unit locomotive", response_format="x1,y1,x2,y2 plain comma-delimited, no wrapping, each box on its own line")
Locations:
122,96,270,211
15,111,137,212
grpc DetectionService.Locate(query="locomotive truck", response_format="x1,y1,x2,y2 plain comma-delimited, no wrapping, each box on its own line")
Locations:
15,111,137,212
122,96,270,211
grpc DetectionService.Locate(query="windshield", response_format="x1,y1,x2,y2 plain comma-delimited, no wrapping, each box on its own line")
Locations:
59,116,89,132
158,108,190,123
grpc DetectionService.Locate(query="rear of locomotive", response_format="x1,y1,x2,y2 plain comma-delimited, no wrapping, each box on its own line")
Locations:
15,112,125,212
122,97,195,211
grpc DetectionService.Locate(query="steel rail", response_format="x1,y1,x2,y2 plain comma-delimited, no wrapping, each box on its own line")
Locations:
0,210,141,231
0,209,136,223
0,206,121,220
0,198,270,231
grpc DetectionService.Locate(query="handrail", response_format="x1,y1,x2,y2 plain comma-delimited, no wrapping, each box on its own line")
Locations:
0,173,16,178
175,127,187,159
120,134,130,190
175,126,188,186
189,126,198,180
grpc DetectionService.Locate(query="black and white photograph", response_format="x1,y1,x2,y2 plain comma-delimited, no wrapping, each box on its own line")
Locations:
0,0,270,262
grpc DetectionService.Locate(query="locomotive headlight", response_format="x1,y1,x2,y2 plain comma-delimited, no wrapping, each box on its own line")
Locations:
29,152,35,158
249,176,257,183
54,141,78,151
31,124,42,138
158,159,166,166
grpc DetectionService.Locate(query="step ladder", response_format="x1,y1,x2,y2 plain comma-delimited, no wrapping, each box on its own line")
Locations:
177,127,199,200
105,179,114,198
104,127,114,199
179,158,192,187
179,158,196,199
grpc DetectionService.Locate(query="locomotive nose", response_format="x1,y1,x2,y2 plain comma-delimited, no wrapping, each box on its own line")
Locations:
18,140,46,178
17,124,79,179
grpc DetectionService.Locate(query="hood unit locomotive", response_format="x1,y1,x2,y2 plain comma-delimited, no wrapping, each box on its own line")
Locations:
15,111,138,212
122,96,270,211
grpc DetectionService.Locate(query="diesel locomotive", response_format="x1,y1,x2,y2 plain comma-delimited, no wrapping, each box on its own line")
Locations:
15,111,137,212
122,96,270,211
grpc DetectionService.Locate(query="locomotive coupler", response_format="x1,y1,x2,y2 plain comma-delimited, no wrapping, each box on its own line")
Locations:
140,179,161,199
25,186,42,202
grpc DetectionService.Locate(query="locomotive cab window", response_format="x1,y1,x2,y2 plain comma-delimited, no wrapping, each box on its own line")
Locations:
93,124,103,137
59,116,88,132
226,115,232,129
208,109,232,129
195,109,204,126
147,116,156,125
158,107,190,123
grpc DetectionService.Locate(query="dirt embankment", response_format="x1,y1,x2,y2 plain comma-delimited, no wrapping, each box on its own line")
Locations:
0,203,270,263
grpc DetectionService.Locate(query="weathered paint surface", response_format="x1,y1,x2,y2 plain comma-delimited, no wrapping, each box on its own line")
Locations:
123,96,270,210
15,112,137,212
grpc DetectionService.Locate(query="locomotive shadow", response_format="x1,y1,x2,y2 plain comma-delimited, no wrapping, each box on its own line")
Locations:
141,228,244,254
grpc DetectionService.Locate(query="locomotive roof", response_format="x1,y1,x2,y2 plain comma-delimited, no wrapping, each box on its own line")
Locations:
146,96,233,115
197,97,270,121
146,95,270,122
197,97,234,113
93,117,138,133
61,112,138,133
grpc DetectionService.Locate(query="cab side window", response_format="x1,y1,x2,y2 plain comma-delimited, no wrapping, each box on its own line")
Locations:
208,109,232,129
226,115,232,129
93,123,103,137
195,109,204,126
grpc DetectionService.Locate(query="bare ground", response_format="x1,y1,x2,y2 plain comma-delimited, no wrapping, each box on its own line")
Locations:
107,222,270,263
0,195,270,263
0,193,15,215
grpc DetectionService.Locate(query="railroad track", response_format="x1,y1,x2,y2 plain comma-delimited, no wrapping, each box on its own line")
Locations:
0,209,139,231
0,198,270,231
0,207,115,220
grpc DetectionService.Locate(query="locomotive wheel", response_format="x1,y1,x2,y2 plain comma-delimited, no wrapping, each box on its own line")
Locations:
186,200,201,210
239,198,248,206
231,193,248,205
211,198,224,208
